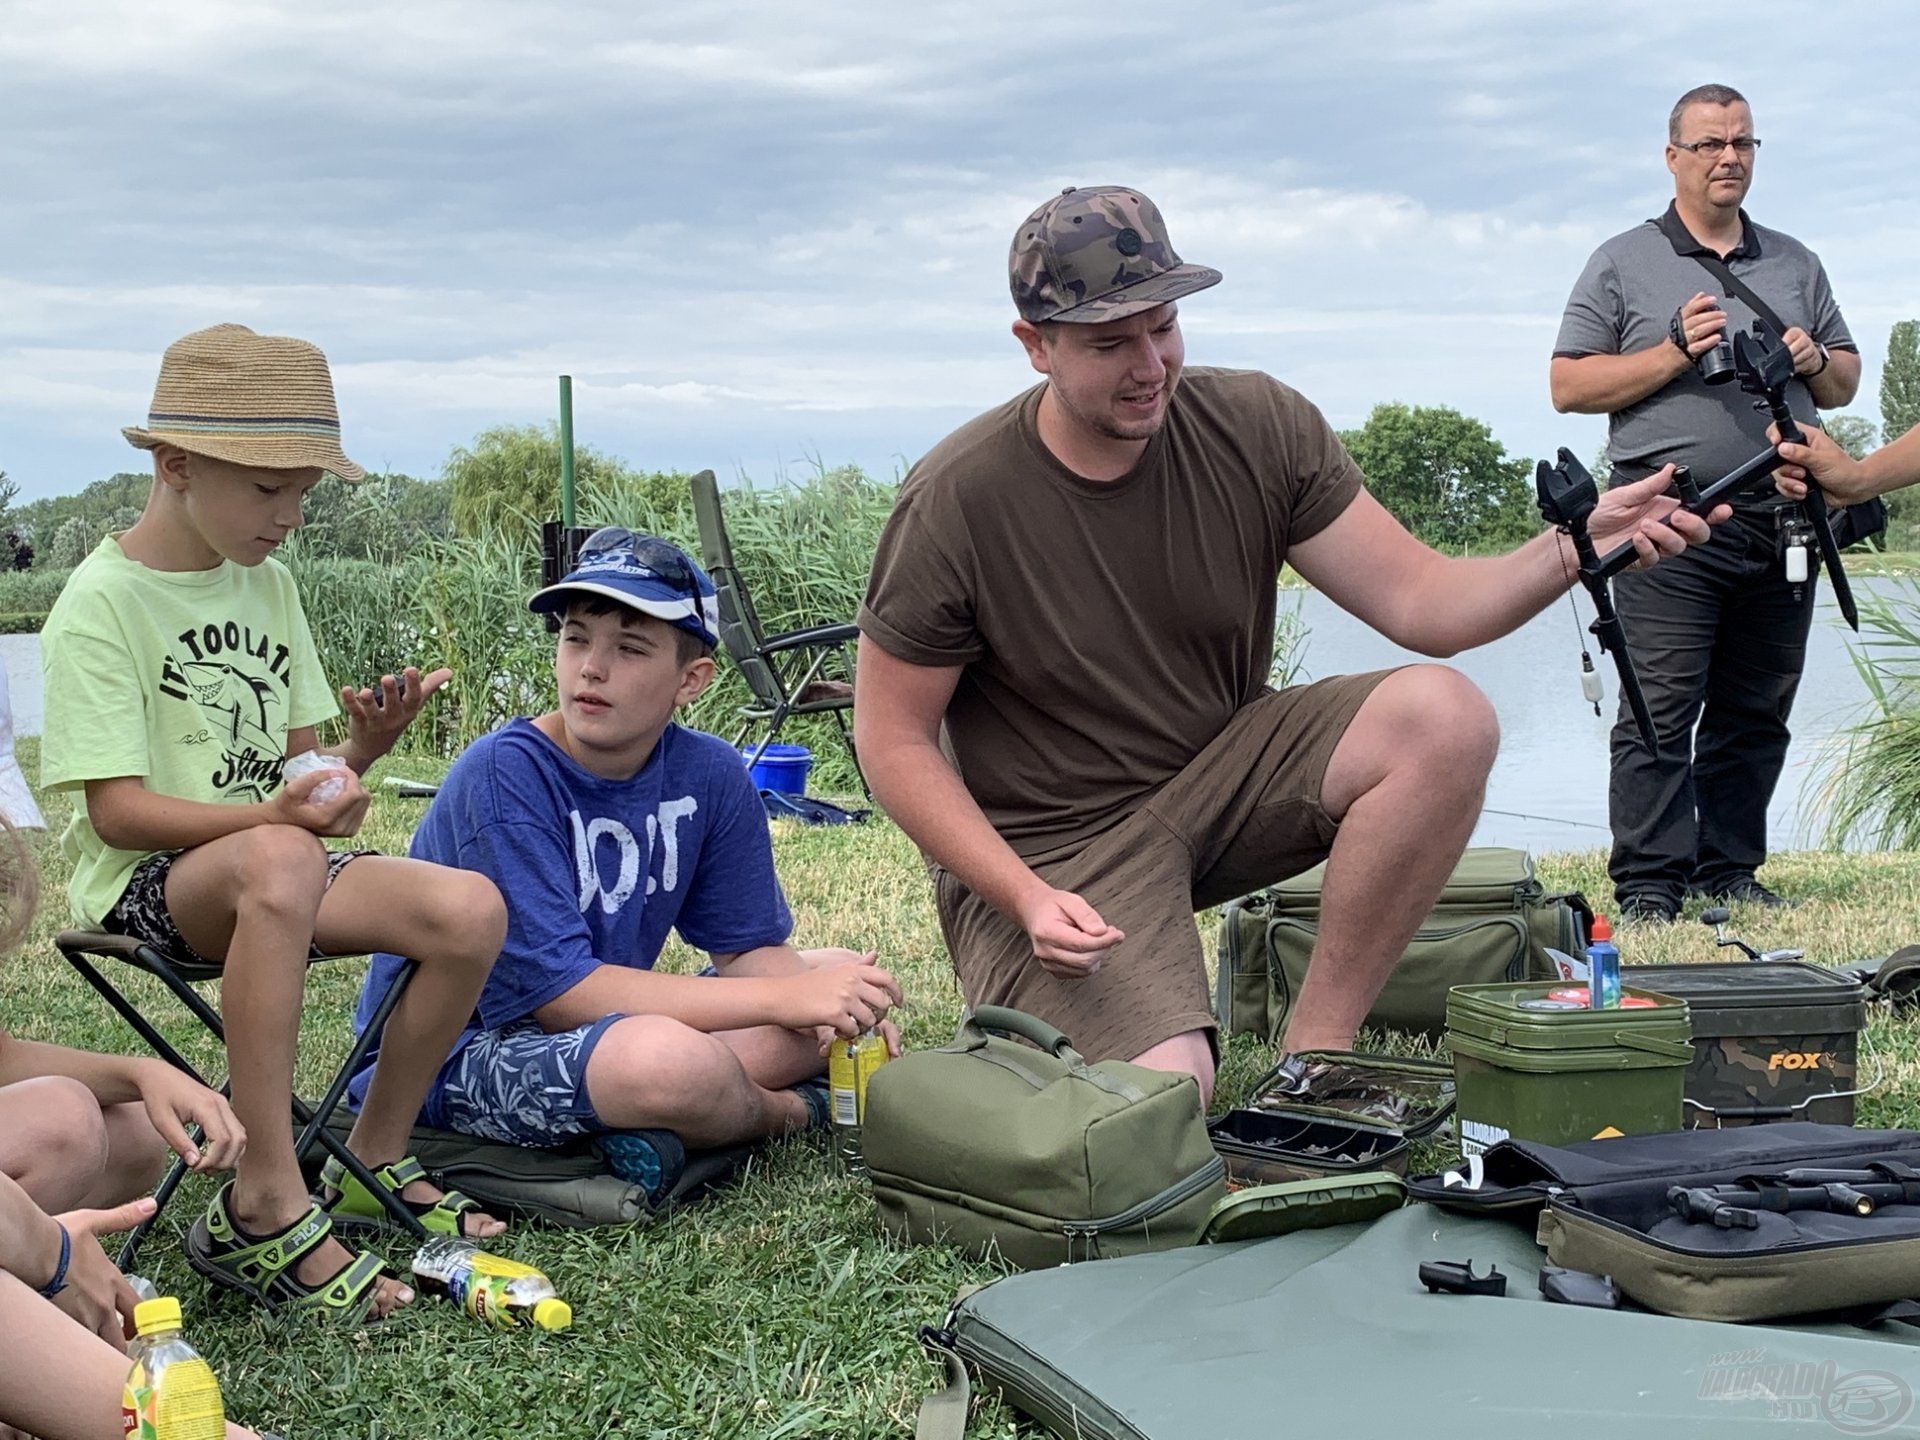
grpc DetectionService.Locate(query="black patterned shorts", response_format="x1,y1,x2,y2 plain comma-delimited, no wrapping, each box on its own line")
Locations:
102,848,378,968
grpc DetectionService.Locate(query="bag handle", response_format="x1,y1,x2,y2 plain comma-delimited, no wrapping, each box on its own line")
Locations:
1609,1030,1697,1061
915,1329,972,1440
961,1005,1082,1062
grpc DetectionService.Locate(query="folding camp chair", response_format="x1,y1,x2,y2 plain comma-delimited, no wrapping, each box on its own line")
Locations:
689,469,867,794
55,930,427,1269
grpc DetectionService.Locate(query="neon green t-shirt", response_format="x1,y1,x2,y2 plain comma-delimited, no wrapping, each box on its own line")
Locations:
40,536,338,927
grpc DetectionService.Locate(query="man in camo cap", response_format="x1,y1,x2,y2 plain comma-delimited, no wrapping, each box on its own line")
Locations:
856,184,1722,1103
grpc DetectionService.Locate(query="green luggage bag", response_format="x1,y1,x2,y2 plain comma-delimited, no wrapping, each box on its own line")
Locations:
1215,845,1592,1042
863,1007,1226,1270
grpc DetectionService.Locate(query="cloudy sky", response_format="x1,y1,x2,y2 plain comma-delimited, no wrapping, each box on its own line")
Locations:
4,0,1916,504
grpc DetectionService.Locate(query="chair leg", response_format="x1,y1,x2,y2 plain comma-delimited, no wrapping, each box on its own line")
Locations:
118,1151,193,1272
64,946,428,1251
64,952,221,1089
294,960,427,1241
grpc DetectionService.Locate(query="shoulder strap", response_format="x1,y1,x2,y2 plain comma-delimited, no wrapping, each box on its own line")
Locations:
1687,250,1788,338
915,1339,972,1440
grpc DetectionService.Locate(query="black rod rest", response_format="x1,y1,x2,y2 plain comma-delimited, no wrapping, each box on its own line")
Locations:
1536,321,1858,751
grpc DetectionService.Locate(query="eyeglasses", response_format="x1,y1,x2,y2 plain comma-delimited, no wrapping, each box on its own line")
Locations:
1676,137,1761,157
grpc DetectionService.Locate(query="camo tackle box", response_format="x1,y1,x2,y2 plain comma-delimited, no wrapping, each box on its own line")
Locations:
1622,961,1868,1128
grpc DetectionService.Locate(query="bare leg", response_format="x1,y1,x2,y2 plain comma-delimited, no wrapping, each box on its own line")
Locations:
1283,666,1498,1054
0,1079,168,1214
1130,1030,1216,1108
585,1016,811,1146
0,1077,112,1213
312,857,508,1239
163,827,407,1313
709,947,846,1090
76,1105,169,1211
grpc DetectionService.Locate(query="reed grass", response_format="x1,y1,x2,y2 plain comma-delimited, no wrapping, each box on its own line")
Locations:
1819,577,1920,849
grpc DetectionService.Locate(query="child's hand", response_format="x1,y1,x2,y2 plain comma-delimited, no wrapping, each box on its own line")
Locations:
48,1197,155,1350
818,1015,903,1058
342,665,452,762
132,1059,246,1173
268,767,371,838
792,955,901,1038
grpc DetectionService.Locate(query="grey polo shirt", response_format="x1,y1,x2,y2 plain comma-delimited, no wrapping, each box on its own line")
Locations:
1554,203,1854,498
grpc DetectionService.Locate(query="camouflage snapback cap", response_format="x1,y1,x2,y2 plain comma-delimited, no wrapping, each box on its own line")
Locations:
1009,185,1222,324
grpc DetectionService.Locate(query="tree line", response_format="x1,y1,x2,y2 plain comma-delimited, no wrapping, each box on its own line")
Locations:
4,319,1916,567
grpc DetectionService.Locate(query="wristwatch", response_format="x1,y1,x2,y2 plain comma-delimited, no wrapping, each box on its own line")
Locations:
1811,341,1831,376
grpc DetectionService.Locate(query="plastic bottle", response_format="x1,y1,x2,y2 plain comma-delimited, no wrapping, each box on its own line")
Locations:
410,1238,572,1332
827,1029,891,1174
121,1297,226,1440
122,1275,162,1378
281,748,349,804
1585,915,1621,1010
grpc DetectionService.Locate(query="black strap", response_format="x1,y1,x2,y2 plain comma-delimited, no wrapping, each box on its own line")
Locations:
1687,251,1789,338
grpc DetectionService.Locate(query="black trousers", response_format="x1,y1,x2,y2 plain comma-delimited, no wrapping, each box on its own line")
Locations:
1607,509,1816,907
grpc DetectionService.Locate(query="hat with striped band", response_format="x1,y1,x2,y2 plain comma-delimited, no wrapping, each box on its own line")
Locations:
122,323,365,482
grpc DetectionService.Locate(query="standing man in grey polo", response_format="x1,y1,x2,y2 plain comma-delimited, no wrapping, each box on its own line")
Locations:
1551,83,1859,924
855,185,1721,1104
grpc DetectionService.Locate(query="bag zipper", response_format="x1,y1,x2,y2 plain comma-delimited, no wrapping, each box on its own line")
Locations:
1059,1155,1227,1257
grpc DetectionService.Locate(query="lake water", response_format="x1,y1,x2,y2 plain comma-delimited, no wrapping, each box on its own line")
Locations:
0,582,1897,854
1286,580,1896,853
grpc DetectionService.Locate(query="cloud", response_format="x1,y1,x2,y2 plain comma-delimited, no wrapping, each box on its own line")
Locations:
2,0,1915,498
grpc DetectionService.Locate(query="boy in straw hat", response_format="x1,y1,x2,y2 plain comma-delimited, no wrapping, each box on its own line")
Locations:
38,324,508,1321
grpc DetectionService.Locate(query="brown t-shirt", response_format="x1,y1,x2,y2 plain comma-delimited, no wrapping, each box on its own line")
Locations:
860,366,1363,859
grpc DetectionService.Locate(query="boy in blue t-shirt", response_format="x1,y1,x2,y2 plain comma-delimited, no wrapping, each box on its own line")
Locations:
350,530,899,1177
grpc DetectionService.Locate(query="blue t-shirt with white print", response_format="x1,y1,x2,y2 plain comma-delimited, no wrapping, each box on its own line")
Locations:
347,717,792,1123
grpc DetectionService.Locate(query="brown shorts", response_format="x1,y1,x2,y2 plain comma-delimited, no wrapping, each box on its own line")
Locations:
934,671,1396,1065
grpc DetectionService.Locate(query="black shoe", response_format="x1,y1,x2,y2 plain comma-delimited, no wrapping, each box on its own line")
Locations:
1713,877,1796,909
1619,893,1679,925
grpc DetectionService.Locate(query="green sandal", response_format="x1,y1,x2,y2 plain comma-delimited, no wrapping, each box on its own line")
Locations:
184,1181,387,1321
319,1154,497,1239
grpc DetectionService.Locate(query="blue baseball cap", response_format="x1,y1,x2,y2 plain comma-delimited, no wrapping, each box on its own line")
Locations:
527,527,721,649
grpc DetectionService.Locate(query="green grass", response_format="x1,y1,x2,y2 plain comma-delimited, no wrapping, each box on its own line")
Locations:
5,738,1920,1436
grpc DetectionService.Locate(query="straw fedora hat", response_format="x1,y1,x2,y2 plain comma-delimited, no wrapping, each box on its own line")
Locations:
122,323,365,481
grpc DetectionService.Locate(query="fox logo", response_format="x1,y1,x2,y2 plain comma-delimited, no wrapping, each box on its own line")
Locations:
1766,1051,1832,1071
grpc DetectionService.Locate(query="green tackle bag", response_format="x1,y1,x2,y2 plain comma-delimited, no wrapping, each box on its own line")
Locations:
863,1007,1226,1270
1215,846,1591,1042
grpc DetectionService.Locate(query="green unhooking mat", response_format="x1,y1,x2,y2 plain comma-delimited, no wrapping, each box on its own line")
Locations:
916,1203,1920,1439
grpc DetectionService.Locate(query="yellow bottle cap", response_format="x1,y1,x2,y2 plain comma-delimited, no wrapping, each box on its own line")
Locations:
531,1298,572,1332
133,1297,183,1335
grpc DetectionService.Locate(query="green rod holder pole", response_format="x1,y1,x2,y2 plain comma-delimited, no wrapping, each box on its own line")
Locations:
559,374,576,528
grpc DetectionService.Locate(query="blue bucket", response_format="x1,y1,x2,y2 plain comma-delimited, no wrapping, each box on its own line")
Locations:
742,743,812,796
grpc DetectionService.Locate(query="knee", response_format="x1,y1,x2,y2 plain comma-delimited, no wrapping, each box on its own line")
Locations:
1387,666,1500,775
0,1076,110,1198
419,870,508,963
232,826,329,915
587,1017,733,1118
